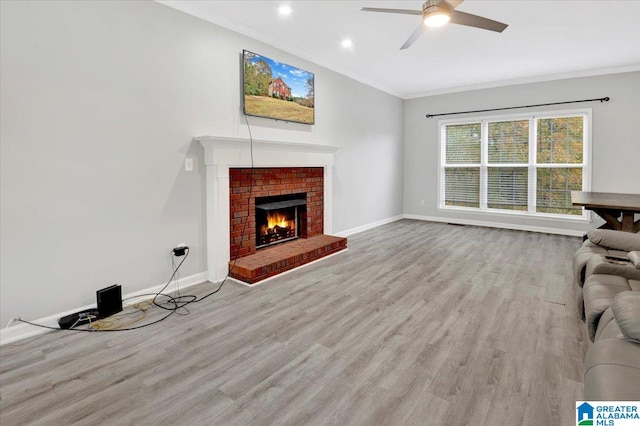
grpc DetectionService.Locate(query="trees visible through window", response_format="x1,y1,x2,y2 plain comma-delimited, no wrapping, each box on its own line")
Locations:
440,111,589,218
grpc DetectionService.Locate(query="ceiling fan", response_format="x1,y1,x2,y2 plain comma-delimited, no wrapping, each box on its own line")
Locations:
361,0,508,50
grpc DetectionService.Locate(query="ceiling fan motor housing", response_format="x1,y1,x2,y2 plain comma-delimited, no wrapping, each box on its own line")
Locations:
423,0,453,16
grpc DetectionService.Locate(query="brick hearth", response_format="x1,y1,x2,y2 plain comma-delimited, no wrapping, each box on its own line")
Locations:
229,234,347,284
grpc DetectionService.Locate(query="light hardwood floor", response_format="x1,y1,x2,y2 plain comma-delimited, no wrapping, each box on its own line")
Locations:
0,220,588,425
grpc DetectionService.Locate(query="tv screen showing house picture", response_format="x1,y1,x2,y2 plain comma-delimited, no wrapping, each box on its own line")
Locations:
243,50,315,125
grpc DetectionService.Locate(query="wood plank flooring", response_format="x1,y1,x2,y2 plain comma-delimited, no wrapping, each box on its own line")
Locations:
0,220,588,425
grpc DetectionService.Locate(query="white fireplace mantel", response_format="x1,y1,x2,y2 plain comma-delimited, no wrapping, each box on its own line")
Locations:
195,136,342,282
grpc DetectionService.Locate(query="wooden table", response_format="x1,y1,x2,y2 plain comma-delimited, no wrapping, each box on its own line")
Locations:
571,191,640,233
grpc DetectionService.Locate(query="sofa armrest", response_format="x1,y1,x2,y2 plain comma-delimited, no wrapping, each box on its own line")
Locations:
572,244,608,287
585,255,640,282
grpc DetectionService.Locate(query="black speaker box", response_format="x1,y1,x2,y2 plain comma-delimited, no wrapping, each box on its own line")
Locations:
96,284,122,318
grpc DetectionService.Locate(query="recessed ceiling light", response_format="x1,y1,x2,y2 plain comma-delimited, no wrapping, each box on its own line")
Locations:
341,39,353,48
278,4,292,16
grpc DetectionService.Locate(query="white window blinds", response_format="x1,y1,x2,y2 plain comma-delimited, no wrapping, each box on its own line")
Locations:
440,111,589,218
444,124,480,208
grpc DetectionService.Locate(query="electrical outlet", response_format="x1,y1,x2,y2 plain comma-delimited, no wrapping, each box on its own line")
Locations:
347,209,351,217
173,243,188,256
420,200,425,206
185,158,194,172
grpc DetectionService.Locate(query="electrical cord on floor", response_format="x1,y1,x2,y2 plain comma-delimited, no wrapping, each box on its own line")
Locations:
18,258,193,332
90,309,147,330
16,117,258,333
152,247,189,305
152,248,197,314
18,304,176,332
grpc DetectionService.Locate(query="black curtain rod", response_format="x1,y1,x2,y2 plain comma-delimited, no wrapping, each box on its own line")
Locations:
425,97,610,118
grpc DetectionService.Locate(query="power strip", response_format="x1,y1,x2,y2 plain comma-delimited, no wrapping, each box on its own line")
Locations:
58,309,99,329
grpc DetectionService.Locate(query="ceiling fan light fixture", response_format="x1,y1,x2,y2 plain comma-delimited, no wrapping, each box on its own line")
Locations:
423,10,451,27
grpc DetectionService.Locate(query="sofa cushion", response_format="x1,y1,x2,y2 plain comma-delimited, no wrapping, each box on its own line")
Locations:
587,229,640,252
583,274,634,341
594,307,622,341
629,251,640,269
612,291,640,344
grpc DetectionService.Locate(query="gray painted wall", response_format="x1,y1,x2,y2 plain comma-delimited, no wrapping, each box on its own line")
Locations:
404,72,640,233
0,1,404,325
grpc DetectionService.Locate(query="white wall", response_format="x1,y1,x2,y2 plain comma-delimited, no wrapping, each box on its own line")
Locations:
404,72,640,234
0,0,404,326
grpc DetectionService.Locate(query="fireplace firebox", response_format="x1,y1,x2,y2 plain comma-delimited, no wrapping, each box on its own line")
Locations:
255,193,307,249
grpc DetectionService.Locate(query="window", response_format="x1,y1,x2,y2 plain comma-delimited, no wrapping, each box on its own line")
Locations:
440,110,590,219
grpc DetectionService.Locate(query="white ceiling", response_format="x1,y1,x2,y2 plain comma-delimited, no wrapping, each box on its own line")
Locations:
158,0,640,99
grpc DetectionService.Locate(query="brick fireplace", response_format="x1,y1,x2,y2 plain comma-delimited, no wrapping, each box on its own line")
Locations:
229,167,324,257
196,136,346,285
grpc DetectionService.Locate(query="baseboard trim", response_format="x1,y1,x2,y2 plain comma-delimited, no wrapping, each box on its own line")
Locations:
403,214,585,237
335,215,404,238
0,272,208,346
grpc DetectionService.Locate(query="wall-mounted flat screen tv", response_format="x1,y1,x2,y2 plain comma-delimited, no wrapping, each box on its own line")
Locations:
243,50,315,125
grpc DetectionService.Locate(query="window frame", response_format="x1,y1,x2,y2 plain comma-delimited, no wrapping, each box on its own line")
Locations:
438,108,592,221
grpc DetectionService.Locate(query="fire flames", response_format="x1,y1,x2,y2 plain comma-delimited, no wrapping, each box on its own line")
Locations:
261,211,295,235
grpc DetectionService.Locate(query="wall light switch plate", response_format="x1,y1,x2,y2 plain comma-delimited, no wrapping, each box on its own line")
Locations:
185,158,194,172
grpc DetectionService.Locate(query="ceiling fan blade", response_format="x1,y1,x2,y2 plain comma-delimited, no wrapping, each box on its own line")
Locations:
400,23,427,50
450,10,508,32
360,7,422,16
442,0,464,9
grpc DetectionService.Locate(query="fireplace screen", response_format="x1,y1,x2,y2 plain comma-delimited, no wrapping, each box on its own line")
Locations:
255,195,306,248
